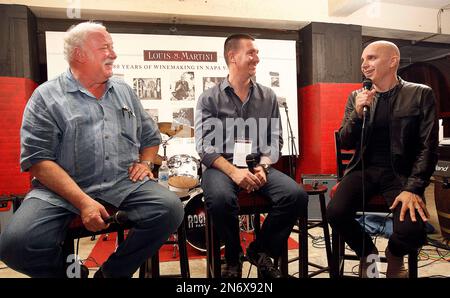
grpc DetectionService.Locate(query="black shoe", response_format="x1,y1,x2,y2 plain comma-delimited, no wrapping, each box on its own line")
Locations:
221,262,243,278
246,243,282,279
80,264,90,278
93,267,105,278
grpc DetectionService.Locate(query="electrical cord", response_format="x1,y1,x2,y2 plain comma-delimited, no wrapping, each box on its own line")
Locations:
360,109,369,260
371,212,391,247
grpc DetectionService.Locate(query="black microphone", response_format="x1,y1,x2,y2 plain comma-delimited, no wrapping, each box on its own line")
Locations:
362,78,373,114
246,154,261,173
104,211,129,225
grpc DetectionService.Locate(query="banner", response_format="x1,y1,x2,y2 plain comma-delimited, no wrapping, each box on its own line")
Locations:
46,32,298,159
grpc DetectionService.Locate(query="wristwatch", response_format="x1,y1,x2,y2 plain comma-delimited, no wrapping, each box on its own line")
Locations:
257,164,270,175
139,160,154,170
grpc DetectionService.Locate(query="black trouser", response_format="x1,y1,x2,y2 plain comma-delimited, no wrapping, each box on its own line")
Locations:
327,166,426,257
202,167,308,264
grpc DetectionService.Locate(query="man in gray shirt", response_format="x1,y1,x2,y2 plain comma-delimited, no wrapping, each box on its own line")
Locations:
0,21,183,278
195,34,308,278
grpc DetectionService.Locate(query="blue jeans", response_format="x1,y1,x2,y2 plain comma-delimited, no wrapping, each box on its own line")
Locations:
201,167,308,264
0,180,184,278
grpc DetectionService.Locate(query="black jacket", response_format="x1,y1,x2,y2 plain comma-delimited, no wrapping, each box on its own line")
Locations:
339,77,439,195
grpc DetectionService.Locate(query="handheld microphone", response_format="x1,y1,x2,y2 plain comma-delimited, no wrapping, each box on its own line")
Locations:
104,211,129,225
362,78,373,114
246,154,261,173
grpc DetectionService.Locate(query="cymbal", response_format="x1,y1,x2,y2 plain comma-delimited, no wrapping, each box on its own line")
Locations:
158,122,194,138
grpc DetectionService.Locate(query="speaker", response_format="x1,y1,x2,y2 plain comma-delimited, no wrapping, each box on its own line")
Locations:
302,174,337,221
0,199,14,234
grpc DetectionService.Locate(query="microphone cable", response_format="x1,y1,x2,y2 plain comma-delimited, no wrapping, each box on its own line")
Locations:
360,78,372,271
361,108,368,268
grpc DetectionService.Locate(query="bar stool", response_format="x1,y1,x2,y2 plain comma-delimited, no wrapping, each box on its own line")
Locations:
138,220,190,278
63,205,190,278
204,191,308,278
330,130,419,278
62,206,145,277
295,183,333,277
205,191,288,278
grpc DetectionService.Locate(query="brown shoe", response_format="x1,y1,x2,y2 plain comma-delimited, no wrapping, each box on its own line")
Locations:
359,248,380,278
386,248,408,278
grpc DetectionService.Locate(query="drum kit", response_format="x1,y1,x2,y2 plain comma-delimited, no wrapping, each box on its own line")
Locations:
156,121,220,252
156,122,257,254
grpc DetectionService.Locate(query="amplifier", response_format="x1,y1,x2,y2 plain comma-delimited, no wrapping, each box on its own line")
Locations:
0,199,14,234
0,195,24,234
302,174,337,221
434,160,450,179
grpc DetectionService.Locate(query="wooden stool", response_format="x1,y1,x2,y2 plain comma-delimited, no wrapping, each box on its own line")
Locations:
64,205,190,278
62,206,146,278
205,191,308,278
290,184,333,277
205,191,294,278
139,219,190,278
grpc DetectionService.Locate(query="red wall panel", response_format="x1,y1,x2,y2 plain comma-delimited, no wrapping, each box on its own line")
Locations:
0,77,37,195
296,83,360,180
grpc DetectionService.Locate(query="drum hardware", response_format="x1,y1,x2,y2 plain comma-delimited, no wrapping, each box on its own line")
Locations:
183,187,225,252
156,121,206,250
183,188,256,252
158,122,194,138
168,154,200,189
239,215,255,233
169,233,180,258
157,120,196,165
160,135,174,161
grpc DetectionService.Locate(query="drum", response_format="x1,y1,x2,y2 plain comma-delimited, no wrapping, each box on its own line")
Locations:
168,154,200,189
183,188,224,252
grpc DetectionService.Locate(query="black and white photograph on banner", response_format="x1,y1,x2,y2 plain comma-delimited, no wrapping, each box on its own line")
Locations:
172,107,194,128
277,96,287,108
133,78,162,100
270,71,280,87
145,109,159,123
202,76,225,91
170,72,195,101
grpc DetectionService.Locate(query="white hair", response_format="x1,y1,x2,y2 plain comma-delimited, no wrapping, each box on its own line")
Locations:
63,21,106,62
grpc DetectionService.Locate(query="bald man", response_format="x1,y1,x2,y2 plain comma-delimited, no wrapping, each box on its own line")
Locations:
327,41,438,278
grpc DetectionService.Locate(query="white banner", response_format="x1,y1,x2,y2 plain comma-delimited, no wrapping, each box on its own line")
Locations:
46,32,298,160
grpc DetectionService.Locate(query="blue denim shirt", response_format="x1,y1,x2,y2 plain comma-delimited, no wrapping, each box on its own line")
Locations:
20,69,161,214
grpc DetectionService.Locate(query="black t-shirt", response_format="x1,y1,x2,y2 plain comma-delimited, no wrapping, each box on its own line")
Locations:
365,89,396,168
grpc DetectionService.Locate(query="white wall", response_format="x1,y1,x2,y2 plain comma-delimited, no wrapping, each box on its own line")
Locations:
2,0,449,35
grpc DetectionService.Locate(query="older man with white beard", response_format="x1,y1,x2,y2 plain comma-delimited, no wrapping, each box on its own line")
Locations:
0,21,184,278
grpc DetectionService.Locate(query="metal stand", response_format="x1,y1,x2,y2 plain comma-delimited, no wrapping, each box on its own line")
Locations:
282,103,298,178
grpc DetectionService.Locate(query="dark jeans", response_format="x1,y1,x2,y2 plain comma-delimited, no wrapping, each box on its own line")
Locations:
326,166,426,257
201,167,308,264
